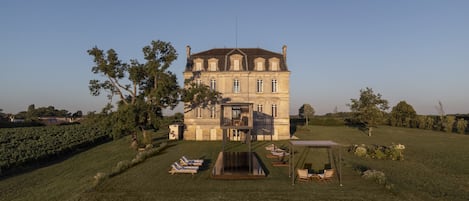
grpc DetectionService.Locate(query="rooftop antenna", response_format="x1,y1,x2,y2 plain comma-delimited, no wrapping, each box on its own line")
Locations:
235,16,238,48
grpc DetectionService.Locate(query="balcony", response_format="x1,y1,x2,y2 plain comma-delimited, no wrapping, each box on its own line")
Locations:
220,103,253,129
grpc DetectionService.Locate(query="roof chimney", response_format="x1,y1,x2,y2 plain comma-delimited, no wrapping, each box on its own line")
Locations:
282,45,287,62
186,45,191,58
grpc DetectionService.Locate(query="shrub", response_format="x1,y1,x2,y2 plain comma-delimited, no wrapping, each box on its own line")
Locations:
348,143,405,160
131,152,147,165
389,143,405,160
92,172,108,187
444,116,456,133
145,143,153,150
354,146,367,157
310,117,345,126
373,149,386,160
456,118,468,134
110,160,131,176
417,115,426,129
362,170,386,185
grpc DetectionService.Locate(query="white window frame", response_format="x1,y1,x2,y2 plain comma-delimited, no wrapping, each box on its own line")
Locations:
210,105,216,119
271,61,278,71
255,58,265,71
272,79,278,93
272,104,277,118
208,58,218,71
195,62,202,71
269,57,280,71
257,104,263,113
210,79,216,91
196,107,202,118
233,79,240,93
256,79,263,93
230,54,243,71
233,59,240,71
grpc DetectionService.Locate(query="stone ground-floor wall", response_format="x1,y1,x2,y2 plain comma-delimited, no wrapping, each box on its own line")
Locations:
183,123,290,141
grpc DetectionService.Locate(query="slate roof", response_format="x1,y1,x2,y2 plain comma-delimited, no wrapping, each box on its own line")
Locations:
185,48,288,72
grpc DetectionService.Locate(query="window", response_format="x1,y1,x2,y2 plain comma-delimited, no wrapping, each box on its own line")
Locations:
208,58,218,71
257,104,263,113
230,54,243,71
196,79,202,86
257,61,264,71
196,107,202,118
233,59,240,71
209,62,216,71
272,104,277,118
269,57,280,71
256,79,263,93
272,79,278,93
210,79,216,91
210,105,216,119
232,107,241,119
195,62,202,71
271,61,278,71
255,58,265,71
233,79,240,93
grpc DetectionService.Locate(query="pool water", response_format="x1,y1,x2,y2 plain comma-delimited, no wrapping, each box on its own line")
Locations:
212,151,266,179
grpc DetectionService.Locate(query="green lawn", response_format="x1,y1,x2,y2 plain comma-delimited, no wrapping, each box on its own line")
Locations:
1,126,468,201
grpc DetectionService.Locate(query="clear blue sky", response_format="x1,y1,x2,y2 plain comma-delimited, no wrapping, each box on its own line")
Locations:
1,0,468,115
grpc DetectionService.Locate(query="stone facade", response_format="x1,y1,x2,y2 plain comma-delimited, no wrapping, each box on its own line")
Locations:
183,46,290,141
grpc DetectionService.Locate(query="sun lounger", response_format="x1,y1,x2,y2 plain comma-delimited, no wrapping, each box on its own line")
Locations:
271,150,290,156
265,144,276,151
168,164,198,175
173,162,199,170
180,156,203,166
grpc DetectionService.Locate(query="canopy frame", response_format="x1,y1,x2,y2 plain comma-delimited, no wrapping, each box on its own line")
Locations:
289,140,342,186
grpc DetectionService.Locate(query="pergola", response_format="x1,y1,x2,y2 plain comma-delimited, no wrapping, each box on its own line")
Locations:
289,140,342,186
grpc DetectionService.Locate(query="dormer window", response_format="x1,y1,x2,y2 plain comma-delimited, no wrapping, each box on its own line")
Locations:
234,60,240,70
208,58,218,71
230,54,243,71
194,58,204,71
269,57,280,71
254,57,265,71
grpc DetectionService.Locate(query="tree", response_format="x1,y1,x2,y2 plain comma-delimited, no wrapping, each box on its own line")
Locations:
88,40,180,107
298,104,315,126
417,115,427,129
435,101,445,131
425,116,434,130
26,104,38,122
443,116,456,133
0,108,5,121
72,110,83,119
181,79,222,113
390,101,417,127
456,118,468,134
87,40,221,139
348,87,389,136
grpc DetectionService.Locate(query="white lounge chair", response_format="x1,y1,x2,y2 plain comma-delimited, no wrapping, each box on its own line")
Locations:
173,162,199,170
265,144,276,151
271,150,290,156
180,156,203,166
168,164,198,175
